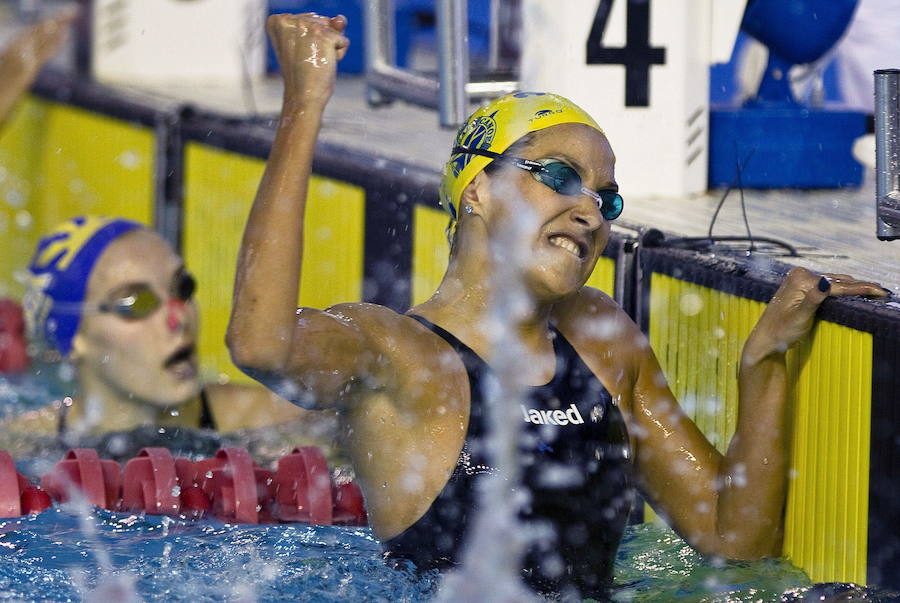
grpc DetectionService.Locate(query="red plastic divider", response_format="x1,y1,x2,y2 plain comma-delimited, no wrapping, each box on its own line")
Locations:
333,481,367,526
255,467,276,523
174,456,211,519
1,450,52,518
41,448,120,509
0,450,24,517
0,299,29,374
273,447,333,524
204,448,259,524
122,448,180,515
20,486,52,514
6,446,368,526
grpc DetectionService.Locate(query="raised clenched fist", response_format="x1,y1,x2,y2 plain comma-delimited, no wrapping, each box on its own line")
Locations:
266,13,350,107
3,8,77,83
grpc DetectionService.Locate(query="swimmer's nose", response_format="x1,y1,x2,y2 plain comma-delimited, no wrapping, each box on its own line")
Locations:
570,193,603,229
165,298,189,331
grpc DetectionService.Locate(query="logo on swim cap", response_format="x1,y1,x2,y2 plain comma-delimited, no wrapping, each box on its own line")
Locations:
530,108,563,123
450,110,498,178
25,215,143,355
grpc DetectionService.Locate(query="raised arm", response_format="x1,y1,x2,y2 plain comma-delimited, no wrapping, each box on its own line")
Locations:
0,10,76,130
633,268,887,558
226,14,372,407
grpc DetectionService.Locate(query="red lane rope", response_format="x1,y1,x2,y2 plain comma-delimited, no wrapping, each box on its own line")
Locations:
2,446,367,526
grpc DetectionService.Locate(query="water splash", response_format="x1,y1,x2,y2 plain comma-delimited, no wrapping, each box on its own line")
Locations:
437,178,540,601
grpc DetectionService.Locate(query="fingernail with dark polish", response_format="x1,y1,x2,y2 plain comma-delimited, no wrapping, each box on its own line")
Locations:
818,277,830,292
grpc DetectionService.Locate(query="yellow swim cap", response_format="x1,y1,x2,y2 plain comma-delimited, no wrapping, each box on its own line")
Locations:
439,92,604,220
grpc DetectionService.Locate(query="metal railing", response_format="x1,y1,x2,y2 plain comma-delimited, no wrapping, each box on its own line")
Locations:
875,69,900,241
364,0,517,128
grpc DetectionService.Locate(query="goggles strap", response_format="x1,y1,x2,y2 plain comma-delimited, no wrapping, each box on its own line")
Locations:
452,146,544,171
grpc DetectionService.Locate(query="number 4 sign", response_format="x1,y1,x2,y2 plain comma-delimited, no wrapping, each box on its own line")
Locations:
521,0,745,199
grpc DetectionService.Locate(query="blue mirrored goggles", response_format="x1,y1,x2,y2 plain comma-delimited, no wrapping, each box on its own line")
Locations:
452,145,624,221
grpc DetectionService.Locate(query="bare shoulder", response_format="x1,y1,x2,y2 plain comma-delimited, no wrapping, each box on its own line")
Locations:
327,303,470,410
552,286,647,404
0,404,59,436
204,382,291,415
324,303,461,361
553,286,641,345
204,382,337,433
556,285,619,314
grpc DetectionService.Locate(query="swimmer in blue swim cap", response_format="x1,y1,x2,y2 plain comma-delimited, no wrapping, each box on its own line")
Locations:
7,216,331,444
228,13,890,599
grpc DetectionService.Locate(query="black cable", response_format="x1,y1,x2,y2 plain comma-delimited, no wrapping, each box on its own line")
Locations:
707,146,757,251
663,235,799,257
736,152,755,252
706,180,734,241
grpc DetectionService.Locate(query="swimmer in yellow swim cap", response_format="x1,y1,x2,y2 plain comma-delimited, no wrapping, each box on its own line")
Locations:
227,12,889,599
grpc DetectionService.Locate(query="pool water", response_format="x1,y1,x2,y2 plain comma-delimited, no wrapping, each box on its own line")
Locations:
0,366,66,419
0,504,821,602
613,524,811,602
0,371,884,602
0,507,437,602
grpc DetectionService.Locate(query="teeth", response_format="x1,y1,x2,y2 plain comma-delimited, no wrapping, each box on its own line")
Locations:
549,235,582,258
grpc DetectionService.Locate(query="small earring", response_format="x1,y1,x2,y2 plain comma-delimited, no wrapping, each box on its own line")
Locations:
464,205,474,214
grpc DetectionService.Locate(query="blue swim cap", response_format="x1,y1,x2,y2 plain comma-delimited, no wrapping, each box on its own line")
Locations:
25,216,143,356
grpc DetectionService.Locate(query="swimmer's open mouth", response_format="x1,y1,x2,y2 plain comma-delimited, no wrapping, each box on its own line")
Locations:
165,344,196,369
548,234,588,260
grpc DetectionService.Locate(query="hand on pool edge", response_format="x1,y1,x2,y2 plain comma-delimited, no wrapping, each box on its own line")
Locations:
743,267,889,365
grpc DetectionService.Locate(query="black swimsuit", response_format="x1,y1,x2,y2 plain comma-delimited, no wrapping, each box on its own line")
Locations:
384,316,634,598
198,389,217,430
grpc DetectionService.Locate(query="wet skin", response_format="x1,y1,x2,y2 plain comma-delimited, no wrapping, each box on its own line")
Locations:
5,229,314,437
0,9,77,129
68,229,317,434
472,123,617,313
228,12,890,560
70,230,203,428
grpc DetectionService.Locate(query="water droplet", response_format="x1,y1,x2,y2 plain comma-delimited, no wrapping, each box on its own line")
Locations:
679,292,703,316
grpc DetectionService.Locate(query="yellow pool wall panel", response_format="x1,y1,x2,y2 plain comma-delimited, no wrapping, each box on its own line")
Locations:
584,256,616,297
0,96,155,297
648,274,759,452
782,322,872,585
647,273,871,584
411,205,450,306
182,142,365,384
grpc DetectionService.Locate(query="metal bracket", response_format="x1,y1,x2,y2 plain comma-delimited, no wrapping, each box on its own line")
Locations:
364,0,518,128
